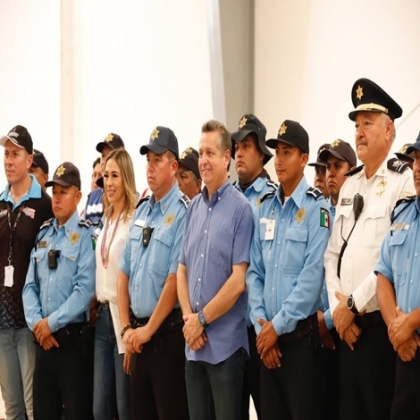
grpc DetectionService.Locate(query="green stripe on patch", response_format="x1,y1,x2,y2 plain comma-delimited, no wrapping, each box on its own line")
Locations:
320,208,330,229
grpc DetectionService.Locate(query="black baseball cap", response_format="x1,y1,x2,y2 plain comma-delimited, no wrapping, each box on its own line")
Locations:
231,114,273,164
0,125,33,155
319,139,357,168
308,143,330,168
140,126,179,160
32,149,49,174
407,132,420,155
349,78,402,121
96,133,125,153
266,120,309,154
395,143,415,162
45,162,81,190
179,147,200,179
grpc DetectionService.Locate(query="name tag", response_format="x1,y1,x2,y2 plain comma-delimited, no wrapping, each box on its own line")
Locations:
134,219,146,228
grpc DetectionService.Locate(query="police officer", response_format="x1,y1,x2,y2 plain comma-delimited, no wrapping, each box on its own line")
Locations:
376,135,420,419
117,127,188,420
324,78,415,419
30,149,49,191
177,147,202,199
308,143,330,198
23,162,96,420
395,142,415,169
247,119,330,420
231,113,276,420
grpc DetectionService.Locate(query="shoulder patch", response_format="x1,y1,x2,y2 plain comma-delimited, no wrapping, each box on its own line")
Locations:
136,195,150,209
39,218,53,230
306,186,323,200
78,219,91,228
266,180,278,190
388,158,410,174
260,190,276,204
391,195,416,223
180,194,190,208
346,165,364,176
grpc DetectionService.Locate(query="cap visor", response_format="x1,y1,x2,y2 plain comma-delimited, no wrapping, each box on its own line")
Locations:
45,179,73,188
0,135,23,148
406,143,420,154
96,142,105,153
231,129,254,143
308,162,327,167
395,152,414,161
266,138,299,150
348,108,383,121
140,143,168,155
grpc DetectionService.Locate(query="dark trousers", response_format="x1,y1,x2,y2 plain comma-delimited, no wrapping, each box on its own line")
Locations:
240,327,261,420
391,349,420,420
130,322,188,420
340,312,395,420
33,325,94,420
260,327,323,420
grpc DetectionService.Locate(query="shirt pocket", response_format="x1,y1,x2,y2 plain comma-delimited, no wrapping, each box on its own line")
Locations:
128,226,143,264
280,227,308,274
58,248,79,294
33,249,48,282
361,205,388,249
389,230,409,287
150,228,173,277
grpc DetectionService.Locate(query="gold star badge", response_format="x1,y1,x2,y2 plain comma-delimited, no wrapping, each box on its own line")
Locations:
150,128,160,141
56,165,66,177
279,123,287,136
356,85,364,101
180,151,187,159
295,208,306,224
256,197,262,207
399,144,408,154
105,134,113,143
376,179,386,197
164,214,175,226
239,116,247,128
331,139,341,148
69,232,80,245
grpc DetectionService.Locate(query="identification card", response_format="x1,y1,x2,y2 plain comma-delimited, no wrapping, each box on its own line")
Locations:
4,265,14,287
265,219,275,240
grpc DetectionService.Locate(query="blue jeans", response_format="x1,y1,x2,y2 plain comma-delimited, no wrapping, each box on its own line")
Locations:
0,328,36,420
93,305,130,420
185,347,246,420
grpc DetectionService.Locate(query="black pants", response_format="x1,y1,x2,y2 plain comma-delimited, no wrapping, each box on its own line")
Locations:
260,328,323,420
33,325,94,420
130,322,188,420
340,312,395,420
241,327,261,420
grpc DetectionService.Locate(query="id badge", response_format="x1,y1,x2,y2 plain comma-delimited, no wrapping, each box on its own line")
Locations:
4,265,14,287
265,220,275,240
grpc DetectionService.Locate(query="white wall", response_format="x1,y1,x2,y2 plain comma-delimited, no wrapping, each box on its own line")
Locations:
254,0,420,181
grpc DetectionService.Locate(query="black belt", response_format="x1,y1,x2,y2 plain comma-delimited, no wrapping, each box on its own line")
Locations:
130,308,183,333
98,301,110,309
355,311,384,329
279,313,318,345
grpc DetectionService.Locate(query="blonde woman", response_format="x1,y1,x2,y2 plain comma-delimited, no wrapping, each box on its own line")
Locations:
93,149,136,420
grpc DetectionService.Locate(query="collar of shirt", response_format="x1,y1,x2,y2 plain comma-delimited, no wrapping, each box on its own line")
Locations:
147,182,180,215
50,209,80,239
0,174,42,208
276,175,307,208
237,176,267,195
357,154,393,180
202,178,231,207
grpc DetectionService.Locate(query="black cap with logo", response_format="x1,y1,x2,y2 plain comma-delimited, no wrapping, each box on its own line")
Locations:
395,143,415,162
32,149,49,174
96,133,125,153
308,143,330,168
231,114,273,164
319,139,357,168
140,126,179,160
0,125,33,155
179,147,200,179
45,162,81,190
266,120,309,154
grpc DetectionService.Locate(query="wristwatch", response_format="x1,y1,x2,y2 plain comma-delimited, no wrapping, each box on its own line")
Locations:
198,310,209,328
347,295,359,314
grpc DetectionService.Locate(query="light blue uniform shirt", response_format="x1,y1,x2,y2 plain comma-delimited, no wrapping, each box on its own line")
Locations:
119,183,187,318
23,210,96,332
247,176,330,335
234,176,277,327
180,180,254,364
375,196,420,332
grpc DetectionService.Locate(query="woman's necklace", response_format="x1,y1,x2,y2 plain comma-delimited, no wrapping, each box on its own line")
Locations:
101,208,123,268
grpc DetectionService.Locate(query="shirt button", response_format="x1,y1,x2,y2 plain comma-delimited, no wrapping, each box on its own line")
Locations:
272,287,275,291
410,279,413,284
218,197,221,201
281,219,284,222
201,254,204,258
204,230,207,234
415,253,418,257
208,208,212,212
48,298,51,301
196,302,199,306
274,264,278,268
198,278,201,282
277,241,280,245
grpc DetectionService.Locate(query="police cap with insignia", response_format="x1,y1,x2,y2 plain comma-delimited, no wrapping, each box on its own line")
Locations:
308,143,330,168
179,147,201,180
349,78,402,121
0,125,33,155
96,133,125,153
266,119,309,154
45,162,81,190
140,126,179,160
395,143,415,163
231,114,273,164
407,132,420,155
32,149,49,174
319,140,357,168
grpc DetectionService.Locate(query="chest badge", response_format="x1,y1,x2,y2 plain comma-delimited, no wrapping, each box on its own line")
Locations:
164,214,175,226
376,179,387,197
295,208,306,224
69,232,80,244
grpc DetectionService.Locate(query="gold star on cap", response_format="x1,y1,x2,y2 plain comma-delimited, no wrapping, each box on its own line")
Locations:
180,151,187,159
150,128,160,141
331,139,341,148
399,144,408,154
105,134,113,143
279,123,287,136
239,116,247,128
56,165,66,177
356,85,364,101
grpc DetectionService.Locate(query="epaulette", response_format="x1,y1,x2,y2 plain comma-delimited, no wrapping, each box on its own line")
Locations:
388,158,410,174
39,218,53,231
266,180,278,190
136,195,150,209
232,180,237,187
180,194,190,208
391,195,416,223
306,186,323,200
345,165,364,176
260,190,276,203
78,219,91,228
